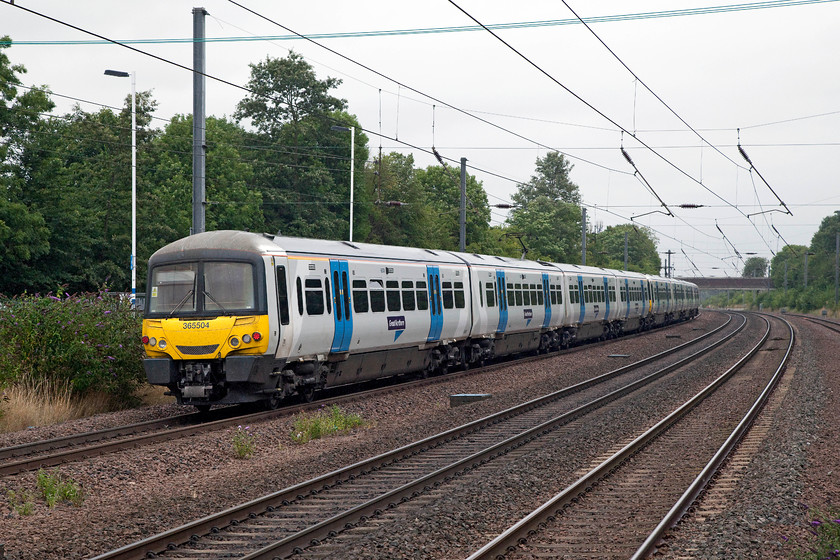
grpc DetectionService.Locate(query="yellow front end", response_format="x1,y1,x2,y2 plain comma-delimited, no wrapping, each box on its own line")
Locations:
143,315,270,361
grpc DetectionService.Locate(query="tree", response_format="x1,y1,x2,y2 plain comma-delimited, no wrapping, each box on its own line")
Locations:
507,152,582,263
769,245,808,290
234,53,369,239
141,115,264,284
0,39,55,293
742,256,769,278
588,224,660,274
803,212,840,291
414,164,491,251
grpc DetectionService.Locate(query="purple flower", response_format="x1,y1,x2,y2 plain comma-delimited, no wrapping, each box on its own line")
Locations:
812,520,823,527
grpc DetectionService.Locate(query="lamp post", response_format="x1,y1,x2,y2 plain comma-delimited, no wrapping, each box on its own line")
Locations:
331,125,355,242
104,69,136,308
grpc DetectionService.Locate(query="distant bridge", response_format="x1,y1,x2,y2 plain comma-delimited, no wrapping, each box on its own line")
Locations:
676,277,772,303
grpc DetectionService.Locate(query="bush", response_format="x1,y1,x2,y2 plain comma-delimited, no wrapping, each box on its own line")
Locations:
0,290,144,407
231,425,257,459
36,468,85,508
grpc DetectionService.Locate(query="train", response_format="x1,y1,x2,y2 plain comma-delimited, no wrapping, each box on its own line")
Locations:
141,231,700,410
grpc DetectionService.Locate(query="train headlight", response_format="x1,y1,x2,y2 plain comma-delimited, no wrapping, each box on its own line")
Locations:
242,334,252,344
158,339,167,350
229,336,240,348
252,332,262,342
141,336,150,345
147,337,157,347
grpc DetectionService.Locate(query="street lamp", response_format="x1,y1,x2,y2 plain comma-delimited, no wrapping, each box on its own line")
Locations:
104,69,137,308
331,125,355,242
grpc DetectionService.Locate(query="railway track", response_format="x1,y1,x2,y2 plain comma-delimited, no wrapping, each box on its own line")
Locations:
468,312,794,559
90,312,746,560
0,317,712,478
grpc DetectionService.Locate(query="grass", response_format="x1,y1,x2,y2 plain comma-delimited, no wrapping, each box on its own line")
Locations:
0,377,113,433
290,405,365,444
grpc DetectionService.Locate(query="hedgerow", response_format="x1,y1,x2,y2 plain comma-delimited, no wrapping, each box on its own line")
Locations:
0,290,144,406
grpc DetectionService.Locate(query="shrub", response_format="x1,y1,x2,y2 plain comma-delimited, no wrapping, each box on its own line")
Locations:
290,405,364,444
0,290,144,407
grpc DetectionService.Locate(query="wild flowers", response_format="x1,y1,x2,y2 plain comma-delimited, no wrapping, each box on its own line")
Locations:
290,405,364,444
232,425,257,459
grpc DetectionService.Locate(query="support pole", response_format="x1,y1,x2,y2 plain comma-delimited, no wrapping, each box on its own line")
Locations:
192,7,207,235
581,207,587,265
460,158,467,252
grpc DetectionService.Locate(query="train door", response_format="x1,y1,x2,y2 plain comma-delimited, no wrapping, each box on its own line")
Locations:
541,273,551,328
329,260,353,353
602,277,611,321
577,275,585,324
494,270,508,333
426,266,443,342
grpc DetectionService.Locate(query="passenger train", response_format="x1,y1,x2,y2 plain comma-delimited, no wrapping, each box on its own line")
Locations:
141,231,700,410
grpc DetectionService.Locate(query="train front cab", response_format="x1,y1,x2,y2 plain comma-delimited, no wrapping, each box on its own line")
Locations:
142,245,282,408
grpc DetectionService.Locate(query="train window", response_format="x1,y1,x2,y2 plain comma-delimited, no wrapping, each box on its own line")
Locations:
305,278,325,315
442,281,454,309
402,281,416,311
332,272,342,320
352,280,369,313
507,283,515,307
478,281,484,307
386,280,401,312
531,284,539,305
276,266,290,325
342,271,351,319
325,277,332,314
454,281,465,309
485,282,495,307
204,262,255,311
296,277,304,315
513,283,522,307
416,281,429,310
522,285,530,306
370,279,385,312
550,285,557,305
537,288,544,306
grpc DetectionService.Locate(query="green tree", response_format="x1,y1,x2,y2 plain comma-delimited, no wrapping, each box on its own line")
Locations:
507,152,583,263
588,224,660,274
769,245,808,290
804,212,840,291
234,53,369,240
742,256,769,278
143,114,264,257
0,37,52,293
413,164,491,251
361,152,434,248
13,93,158,293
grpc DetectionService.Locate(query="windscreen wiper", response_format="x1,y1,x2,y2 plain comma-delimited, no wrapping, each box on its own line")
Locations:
203,291,229,315
168,289,195,318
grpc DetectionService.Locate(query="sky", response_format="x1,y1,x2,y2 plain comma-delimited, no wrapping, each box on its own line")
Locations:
3,0,839,277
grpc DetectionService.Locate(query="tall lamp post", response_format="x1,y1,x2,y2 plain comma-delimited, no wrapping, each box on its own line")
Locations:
104,69,136,308
331,125,355,242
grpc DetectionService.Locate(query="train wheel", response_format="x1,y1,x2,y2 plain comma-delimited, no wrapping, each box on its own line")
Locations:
300,386,316,403
267,393,282,410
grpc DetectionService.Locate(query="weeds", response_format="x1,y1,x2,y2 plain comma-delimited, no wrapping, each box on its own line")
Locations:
231,425,257,459
6,489,35,516
290,405,364,444
36,468,85,508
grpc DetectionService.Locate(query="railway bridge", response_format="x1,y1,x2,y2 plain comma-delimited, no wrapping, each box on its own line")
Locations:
676,277,772,305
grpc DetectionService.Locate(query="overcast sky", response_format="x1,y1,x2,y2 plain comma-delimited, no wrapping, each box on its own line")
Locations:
3,0,839,277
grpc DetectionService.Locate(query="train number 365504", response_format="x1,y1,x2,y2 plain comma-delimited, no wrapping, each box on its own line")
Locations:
183,321,211,330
